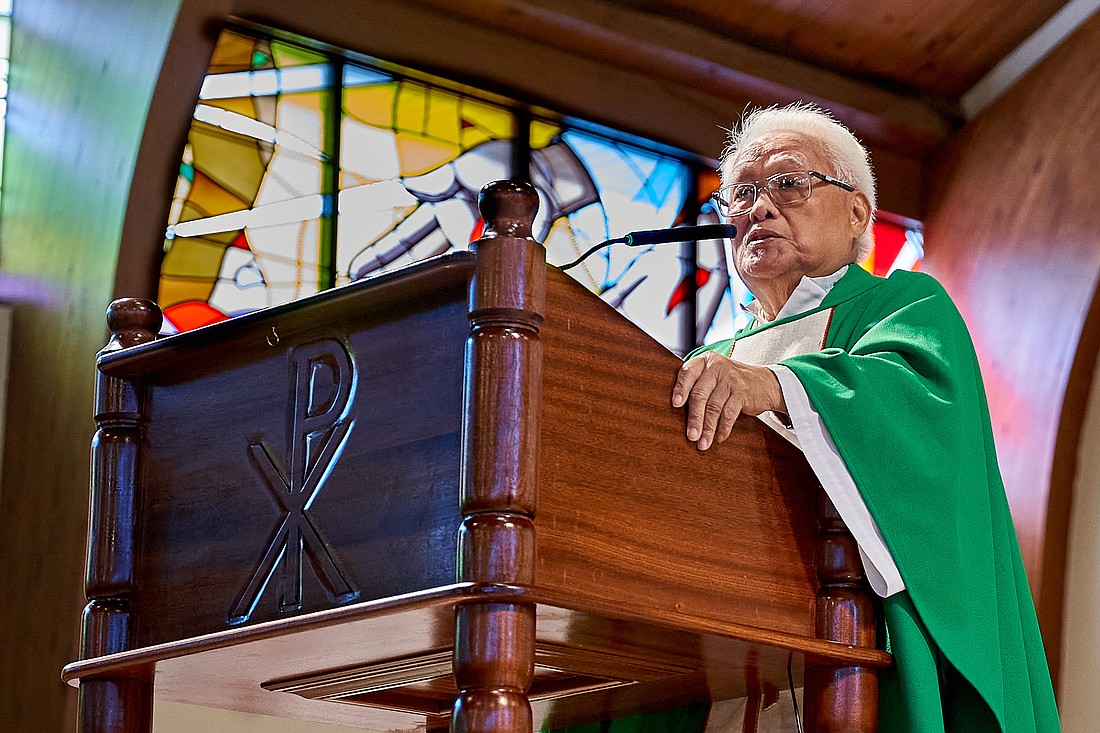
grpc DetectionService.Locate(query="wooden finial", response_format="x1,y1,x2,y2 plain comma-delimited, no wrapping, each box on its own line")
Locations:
104,298,162,351
477,180,539,240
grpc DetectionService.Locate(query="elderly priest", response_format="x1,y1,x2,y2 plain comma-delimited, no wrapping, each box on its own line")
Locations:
551,104,1062,733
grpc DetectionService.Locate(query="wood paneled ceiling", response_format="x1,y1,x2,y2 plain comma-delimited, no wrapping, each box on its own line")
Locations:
609,0,1069,99
408,0,1081,158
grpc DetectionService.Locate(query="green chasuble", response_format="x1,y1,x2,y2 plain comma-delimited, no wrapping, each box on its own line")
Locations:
543,266,1060,733
696,266,1060,732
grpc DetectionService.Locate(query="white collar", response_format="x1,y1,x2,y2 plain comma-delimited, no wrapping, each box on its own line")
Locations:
744,265,849,324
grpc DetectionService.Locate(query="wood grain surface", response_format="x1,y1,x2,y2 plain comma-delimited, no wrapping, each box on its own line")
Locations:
121,259,473,645
537,267,820,637
603,0,1066,98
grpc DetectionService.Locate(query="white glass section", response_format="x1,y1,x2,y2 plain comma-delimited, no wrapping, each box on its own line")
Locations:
168,195,325,239
199,64,332,100
554,129,693,353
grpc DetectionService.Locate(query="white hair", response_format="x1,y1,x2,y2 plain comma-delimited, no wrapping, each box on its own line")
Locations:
720,102,877,258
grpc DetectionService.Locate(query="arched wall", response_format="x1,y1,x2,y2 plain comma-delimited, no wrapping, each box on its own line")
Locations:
0,1,184,730
922,9,1100,688
1058,319,1100,731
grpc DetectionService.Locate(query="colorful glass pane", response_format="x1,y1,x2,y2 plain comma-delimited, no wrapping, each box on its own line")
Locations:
860,217,925,277
695,172,746,347
537,128,694,353
337,70,517,283
159,30,332,332
158,27,924,355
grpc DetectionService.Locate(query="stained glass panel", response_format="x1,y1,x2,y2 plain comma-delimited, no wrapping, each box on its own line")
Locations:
860,216,925,277
337,71,517,283
537,128,693,352
694,169,745,346
159,30,332,333
159,26,923,354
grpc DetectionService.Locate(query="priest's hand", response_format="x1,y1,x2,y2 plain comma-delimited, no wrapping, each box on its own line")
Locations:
671,352,787,450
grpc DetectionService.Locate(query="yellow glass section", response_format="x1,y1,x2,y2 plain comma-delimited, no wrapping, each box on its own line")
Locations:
460,98,513,144
185,170,250,221
342,81,515,177
394,133,459,177
344,83,396,128
175,202,238,243
200,96,259,120
162,235,234,281
531,119,560,149
209,30,257,73
423,89,461,142
393,83,428,133
159,274,216,309
271,40,324,68
189,122,267,203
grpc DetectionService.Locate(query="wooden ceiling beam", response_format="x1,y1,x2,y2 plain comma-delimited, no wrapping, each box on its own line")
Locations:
402,0,955,158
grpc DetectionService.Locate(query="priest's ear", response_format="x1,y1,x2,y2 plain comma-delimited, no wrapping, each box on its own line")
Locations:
850,191,872,239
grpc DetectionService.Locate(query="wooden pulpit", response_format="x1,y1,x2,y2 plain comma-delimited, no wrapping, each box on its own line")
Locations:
65,180,889,733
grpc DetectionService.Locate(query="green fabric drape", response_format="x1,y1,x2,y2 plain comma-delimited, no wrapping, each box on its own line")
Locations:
698,267,1059,732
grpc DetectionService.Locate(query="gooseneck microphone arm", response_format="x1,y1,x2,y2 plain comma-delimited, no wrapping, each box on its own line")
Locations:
556,224,737,271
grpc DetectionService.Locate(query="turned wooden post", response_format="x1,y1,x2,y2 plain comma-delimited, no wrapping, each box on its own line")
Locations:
79,299,161,733
452,180,544,733
804,487,878,732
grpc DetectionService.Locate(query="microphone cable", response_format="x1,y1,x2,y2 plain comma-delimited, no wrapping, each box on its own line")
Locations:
557,237,627,271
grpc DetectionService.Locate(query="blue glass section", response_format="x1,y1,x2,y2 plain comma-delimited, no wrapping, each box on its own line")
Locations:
343,65,392,87
553,129,694,353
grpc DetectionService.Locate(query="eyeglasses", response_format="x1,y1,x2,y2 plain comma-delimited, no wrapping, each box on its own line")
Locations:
710,170,855,218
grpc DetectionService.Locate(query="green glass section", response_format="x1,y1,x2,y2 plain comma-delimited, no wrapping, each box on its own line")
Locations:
271,40,325,67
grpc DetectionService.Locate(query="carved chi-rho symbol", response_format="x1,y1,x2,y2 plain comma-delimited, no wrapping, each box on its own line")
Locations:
230,339,360,625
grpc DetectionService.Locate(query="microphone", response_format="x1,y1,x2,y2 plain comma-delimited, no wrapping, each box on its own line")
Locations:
557,224,736,271
622,224,737,247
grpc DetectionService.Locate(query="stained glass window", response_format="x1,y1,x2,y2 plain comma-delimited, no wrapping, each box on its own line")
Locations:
160,25,924,355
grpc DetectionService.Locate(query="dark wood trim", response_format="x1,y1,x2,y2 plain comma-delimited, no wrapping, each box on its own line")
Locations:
1041,275,1100,692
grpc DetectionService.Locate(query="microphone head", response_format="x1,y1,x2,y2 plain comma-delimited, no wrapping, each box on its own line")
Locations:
624,224,737,246
555,223,736,271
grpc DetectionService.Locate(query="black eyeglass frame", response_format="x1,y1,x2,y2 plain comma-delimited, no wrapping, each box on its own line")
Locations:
710,170,855,218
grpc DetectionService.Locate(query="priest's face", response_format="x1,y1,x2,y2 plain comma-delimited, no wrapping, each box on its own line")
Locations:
722,133,871,312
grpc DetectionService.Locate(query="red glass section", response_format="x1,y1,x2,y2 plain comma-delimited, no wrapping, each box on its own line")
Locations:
667,266,712,316
869,219,909,277
469,217,486,244
163,301,230,331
